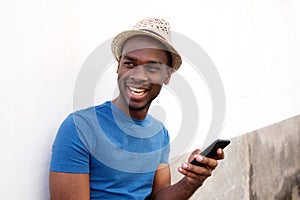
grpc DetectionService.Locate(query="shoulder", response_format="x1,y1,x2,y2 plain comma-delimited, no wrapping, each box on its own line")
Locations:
72,101,111,122
54,101,111,150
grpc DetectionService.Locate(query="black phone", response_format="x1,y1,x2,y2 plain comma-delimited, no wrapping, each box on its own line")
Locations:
190,139,230,166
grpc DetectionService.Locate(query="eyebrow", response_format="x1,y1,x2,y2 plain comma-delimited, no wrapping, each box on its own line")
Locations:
148,60,162,64
122,55,136,62
122,55,162,64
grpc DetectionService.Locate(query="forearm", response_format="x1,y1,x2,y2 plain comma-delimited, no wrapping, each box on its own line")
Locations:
151,177,200,200
150,149,224,200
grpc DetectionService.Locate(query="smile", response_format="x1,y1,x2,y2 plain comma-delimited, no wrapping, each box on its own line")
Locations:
129,86,147,96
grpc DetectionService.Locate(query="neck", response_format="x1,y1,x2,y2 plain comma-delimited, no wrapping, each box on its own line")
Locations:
112,97,150,120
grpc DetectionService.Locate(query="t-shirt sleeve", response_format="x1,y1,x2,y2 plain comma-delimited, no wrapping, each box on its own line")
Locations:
50,114,90,174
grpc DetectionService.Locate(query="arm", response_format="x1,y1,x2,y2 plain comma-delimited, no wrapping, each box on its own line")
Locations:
49,172,90,200
49,114,91,199
150,148,224,200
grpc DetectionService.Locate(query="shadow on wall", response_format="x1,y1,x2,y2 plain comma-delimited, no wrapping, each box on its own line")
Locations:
170,115,300,200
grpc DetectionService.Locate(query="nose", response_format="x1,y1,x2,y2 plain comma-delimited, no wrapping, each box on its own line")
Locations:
130,65,148,83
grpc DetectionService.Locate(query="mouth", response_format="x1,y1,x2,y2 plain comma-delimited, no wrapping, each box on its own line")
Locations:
128,86,147,96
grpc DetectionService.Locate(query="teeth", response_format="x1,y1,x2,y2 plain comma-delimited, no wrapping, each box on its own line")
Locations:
129,87,145,92
129,87,146,96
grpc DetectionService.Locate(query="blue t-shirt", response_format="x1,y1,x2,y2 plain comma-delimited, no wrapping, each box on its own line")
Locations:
50,101,170,199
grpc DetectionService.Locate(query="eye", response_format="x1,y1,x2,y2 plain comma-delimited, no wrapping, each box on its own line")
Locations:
123,62,135,68
145,64,161,72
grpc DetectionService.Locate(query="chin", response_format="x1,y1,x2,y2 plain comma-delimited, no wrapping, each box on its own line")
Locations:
128,102,151,111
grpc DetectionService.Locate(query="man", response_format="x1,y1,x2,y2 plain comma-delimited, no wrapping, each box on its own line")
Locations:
49,18,224,199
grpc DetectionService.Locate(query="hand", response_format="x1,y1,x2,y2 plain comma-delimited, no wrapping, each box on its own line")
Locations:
177,148,225,189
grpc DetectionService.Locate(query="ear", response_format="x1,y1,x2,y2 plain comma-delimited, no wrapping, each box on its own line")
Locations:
116,59,121,73
163,67,174,85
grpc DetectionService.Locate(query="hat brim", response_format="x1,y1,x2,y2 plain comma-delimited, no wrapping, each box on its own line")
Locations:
111,30,182,71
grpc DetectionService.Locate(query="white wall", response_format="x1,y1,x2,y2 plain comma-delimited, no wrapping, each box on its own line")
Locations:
1,0,299,199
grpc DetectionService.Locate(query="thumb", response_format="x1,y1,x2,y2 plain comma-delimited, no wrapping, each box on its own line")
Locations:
188,149,201,162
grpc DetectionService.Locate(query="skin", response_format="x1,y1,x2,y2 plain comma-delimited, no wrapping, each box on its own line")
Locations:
49,35,225,200
49,173,89,200
112,35,173,120
150,149,224,199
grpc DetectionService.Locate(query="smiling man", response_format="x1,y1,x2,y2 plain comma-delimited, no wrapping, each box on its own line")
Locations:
49,18,224,200
113,35,173,120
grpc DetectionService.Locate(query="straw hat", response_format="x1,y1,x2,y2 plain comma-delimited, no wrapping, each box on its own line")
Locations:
111,18,182,71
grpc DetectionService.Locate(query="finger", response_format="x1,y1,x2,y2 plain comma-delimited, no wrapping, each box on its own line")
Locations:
178,167,209,181
179,163,212,177
192,149,201,155
178,167,208,188
215,148,225,160
188,149,201,162
194,155,218,169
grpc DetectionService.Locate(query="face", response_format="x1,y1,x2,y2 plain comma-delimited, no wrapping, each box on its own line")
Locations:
114,35,173,118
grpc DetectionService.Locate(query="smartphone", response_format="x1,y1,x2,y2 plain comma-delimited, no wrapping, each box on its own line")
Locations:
190,139,230,166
